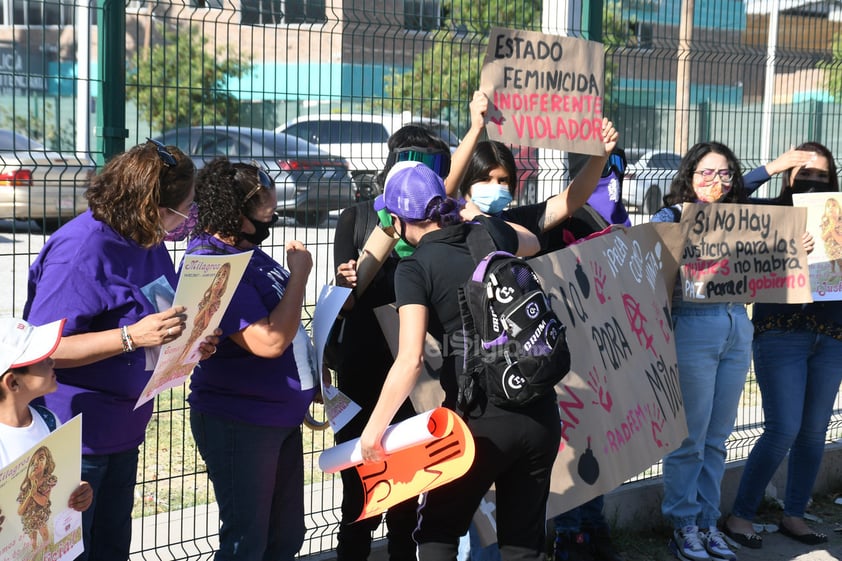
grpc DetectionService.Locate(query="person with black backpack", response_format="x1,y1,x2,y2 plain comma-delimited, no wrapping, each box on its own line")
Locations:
329,93,489,561
357,160,564,561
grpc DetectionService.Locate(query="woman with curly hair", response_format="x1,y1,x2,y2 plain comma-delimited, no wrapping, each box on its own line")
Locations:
650,142,752,561
186,158,317,561
23,139,219,561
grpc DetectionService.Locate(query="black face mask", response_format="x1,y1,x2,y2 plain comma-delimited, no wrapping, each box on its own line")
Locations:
241,213,278,245
791,179,834,194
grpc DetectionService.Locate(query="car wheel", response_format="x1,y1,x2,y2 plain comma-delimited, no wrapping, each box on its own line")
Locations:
644,185,662,214
295,211,328,227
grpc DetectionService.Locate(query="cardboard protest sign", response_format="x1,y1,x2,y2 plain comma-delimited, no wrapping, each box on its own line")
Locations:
678,203,811,303
318,407,475,521
372,304,446,413
526,223,686,517
480,27,605,155
136,252,253,408
0,416,83,561
794,192,842,301
312,284,361,431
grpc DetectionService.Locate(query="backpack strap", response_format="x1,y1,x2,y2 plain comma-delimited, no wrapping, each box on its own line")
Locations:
465,223,499,264
31,404,57,432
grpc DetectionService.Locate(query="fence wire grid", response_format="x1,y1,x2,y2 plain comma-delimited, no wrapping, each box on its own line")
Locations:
0,0,841,558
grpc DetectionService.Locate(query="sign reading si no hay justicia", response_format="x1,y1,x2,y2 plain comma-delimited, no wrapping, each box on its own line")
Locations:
480,27,605,155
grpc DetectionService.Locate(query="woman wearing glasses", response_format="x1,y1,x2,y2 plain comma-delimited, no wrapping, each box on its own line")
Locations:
650,142,751,561
724,142,840,549
186,158,317,561
23,139,217,561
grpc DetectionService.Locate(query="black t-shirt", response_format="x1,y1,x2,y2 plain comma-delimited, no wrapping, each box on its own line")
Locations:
394,217,519,400
330,202,398,378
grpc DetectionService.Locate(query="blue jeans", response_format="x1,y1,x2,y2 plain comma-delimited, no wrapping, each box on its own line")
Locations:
77,449,139,561
661,303,753,529
553,496,607,533
732,330,842,520
191,411,306,561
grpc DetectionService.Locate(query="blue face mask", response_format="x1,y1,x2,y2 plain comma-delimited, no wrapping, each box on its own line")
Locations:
470,182,513,215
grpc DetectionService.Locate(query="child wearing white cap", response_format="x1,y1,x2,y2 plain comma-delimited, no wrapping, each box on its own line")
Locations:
0,317,92,519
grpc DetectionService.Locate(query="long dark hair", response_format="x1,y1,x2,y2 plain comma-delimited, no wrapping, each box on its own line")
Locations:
664,141,746,206
458,140,519,198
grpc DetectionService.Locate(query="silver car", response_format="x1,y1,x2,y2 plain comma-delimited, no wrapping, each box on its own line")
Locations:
155,126,357,226
623,150,682,214
0,130,95,227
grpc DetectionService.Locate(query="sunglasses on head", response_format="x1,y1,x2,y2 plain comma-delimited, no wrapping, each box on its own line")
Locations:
146,138,177,167
239,166,274,202
601,151,627,178
394,146,451,178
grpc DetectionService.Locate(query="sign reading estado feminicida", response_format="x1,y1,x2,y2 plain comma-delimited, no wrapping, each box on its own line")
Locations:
480,27,605,156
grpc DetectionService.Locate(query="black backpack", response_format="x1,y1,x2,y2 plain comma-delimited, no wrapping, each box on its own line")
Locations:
456,228,571,413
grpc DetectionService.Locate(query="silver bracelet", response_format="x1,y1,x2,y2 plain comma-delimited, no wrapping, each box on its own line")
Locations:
121,325,135,353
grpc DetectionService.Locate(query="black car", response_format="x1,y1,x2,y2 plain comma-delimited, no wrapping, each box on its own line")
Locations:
155,126,357,226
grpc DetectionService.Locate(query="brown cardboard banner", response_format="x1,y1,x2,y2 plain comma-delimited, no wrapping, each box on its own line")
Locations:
480,27,605,155
678,203,811,303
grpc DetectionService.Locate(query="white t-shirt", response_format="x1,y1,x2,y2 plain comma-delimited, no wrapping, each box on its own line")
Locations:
0,406,59,468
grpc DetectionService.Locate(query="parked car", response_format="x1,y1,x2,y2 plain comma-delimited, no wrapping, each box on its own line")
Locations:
0,130,95,227
276,112,459,200
623,149,682,214
154,126,357,226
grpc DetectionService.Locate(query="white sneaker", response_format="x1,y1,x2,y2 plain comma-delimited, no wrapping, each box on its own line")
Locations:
702,528,737,561
670,525,711,561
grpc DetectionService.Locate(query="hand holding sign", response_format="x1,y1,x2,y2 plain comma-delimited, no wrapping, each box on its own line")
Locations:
480,27,605,155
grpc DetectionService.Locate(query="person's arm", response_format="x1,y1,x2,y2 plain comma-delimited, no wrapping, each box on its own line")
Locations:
359,303,428,462
444,91,488,196
539,118,618,233
746,148,817,196
230,241,312,358
51,306,188,369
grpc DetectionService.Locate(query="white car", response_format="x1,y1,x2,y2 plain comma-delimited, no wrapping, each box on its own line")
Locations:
0,130,96,228
277,112,459,200
623,149,682,214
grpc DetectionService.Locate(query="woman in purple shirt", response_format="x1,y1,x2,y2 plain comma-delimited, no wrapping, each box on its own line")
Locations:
187,158,317,561
24,139,217,561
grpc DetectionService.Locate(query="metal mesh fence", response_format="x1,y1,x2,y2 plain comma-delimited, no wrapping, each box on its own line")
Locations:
0,0,841,558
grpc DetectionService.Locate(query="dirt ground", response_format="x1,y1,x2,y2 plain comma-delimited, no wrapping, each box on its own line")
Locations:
612,491,842,561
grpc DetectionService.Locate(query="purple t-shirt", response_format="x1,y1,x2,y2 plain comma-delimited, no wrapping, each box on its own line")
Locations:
24,210,178,455
185,233,316,427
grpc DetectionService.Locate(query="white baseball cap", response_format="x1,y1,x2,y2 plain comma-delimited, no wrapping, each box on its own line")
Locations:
0,317,65,374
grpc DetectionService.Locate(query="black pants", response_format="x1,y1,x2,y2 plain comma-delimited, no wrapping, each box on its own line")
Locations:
415,396,561,561
335,365,419,561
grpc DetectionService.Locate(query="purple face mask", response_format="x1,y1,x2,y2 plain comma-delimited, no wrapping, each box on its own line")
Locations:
164,202,198,242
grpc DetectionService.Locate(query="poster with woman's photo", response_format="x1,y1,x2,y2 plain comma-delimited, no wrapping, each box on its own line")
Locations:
135,252,253,408
794,192,842,301
0,416,83,561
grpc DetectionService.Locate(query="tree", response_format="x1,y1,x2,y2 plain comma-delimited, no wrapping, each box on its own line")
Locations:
385,0,628,136
127,24,252,132
820,33,842,98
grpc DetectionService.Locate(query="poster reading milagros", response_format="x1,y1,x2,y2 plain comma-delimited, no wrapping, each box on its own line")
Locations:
136,252,253,408
0,416,83,561
479,27,605,156
794,192,842,301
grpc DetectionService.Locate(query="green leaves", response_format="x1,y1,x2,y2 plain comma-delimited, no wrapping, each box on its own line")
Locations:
127,24,252,132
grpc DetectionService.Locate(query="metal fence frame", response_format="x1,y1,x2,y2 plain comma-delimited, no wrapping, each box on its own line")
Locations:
0,0,841,558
